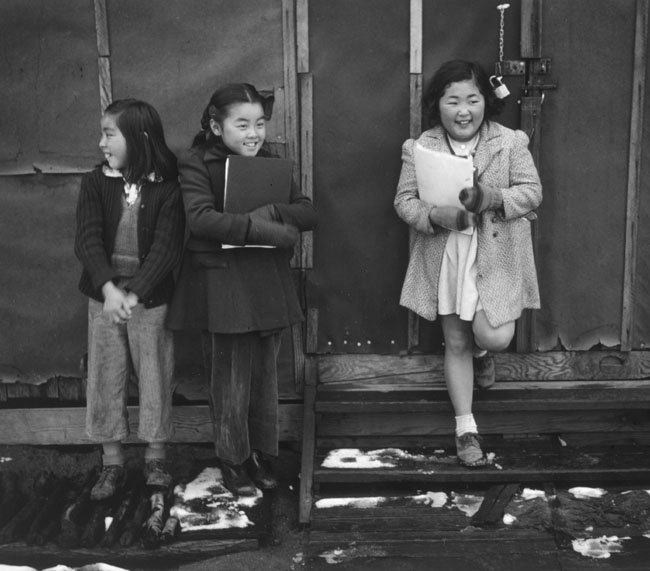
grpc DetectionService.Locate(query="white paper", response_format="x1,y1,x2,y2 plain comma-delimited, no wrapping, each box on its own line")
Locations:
413,143,474,234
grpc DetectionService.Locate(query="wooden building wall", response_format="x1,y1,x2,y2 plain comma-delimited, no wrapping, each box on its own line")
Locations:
0,1,649,445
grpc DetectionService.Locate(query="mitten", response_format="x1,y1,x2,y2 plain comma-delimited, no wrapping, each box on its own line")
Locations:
249,204,280,222
459,170,502,213
429,206,477,232
247,217,299,248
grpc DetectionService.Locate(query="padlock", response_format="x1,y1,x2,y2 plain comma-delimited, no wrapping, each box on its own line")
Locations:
489,75,510,99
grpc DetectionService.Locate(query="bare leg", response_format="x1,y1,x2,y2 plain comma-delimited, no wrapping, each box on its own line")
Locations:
472,310,515,352
440,314,474,416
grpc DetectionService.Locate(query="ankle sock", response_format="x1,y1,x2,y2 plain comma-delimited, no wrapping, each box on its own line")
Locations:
455,414,478,437
101,442,124,466
145,442,166,462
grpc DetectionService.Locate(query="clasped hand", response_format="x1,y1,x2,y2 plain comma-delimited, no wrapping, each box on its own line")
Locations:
102,281,138,324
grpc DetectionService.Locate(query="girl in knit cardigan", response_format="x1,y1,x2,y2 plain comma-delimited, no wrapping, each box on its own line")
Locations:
75,99,184,499
394,61,542,466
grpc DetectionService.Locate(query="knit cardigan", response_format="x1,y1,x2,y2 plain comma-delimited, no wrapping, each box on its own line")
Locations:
74,167,185,308
394,121,542,327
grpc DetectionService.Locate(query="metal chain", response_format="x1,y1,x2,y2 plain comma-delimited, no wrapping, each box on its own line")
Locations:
496,4,510,76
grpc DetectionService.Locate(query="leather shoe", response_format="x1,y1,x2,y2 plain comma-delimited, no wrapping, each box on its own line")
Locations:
219,460,257,496
244,450,278,490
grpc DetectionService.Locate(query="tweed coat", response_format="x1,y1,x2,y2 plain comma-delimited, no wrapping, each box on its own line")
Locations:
394,121,542,327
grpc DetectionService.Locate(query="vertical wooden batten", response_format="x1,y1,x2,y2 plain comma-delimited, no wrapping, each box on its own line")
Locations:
296,0,314,270
516,0,543,353
295,0,316,523
93,0,112,111
621,0,649,351
407,0,423,350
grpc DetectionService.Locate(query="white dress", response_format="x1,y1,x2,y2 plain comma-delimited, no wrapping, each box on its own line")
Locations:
436,135,482,321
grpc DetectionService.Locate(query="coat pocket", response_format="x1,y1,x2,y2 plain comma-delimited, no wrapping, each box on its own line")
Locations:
191,251,229,269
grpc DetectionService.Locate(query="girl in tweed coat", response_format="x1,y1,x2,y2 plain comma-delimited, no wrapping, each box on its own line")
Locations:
394,61,542,466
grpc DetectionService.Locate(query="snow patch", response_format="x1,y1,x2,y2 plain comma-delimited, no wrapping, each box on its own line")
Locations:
412,491,448,508
569,487,607,499
572,536,628,559
521,488,547,501
451,492,483,517
503,513,517,525
315,497,386,509
321,449,395,469
171,467,262,531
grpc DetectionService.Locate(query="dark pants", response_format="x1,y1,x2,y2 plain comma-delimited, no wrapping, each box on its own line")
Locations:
202,331,281,465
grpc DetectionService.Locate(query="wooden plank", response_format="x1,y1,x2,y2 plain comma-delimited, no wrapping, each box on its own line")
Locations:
316,395,650,414
410,0,422,74
0,404,302,445
306,307,318,354
313,446,650,486
409,74,423,140
308,529,559,558
97,57,112,113
317,409,650,438
0,538,258,568
471,483,520,526
291,322,305,393
299,72,314,268
517,96,542,353
296,0,309,73
621,0,649,351
520,0,542,59
318,378,650,394
93,0,110,56
282,0,299,163
318,351,650,383
317,431,650,451
299,359,318,524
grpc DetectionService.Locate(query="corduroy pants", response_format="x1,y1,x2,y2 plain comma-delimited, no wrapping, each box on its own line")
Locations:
202,330,281,465
86,299,174,443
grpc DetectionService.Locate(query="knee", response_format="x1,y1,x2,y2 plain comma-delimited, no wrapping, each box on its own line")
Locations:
476,326,514,353
444,335,473,356
474,321,515,352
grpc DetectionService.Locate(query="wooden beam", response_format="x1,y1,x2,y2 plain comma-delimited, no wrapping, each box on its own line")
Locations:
317,351,650,383
520,0,542,59
296,0,309,73
0,404,302,446
299,72,314,268
407,0,424,349
94,0,111,112
621,0,649,351
282,0,299,163
93,0,110,56
298,358,318,524
410,0,422,74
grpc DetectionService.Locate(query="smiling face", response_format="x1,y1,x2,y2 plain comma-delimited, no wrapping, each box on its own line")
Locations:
439,79,485,142
99,113,129,171
210,102,266,156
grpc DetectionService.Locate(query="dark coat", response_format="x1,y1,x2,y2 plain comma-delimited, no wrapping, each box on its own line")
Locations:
74,167,185,308
167,141,317,333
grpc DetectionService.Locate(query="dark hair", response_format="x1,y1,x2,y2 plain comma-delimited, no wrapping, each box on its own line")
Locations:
191,83,274,147
103,99,178,183
422,60,504,128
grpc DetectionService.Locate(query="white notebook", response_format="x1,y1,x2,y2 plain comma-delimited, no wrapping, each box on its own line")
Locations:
413,143,474,235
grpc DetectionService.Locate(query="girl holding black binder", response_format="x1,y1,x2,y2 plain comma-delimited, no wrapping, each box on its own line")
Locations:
167,83,317,495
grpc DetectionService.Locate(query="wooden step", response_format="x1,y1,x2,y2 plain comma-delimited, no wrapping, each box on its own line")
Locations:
316,381,650,412
312,444,650,485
